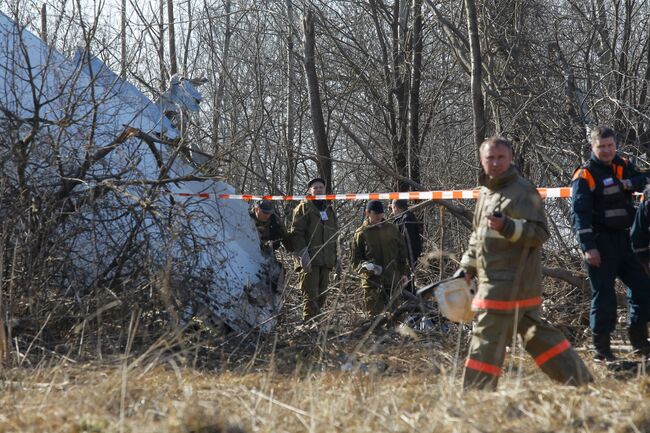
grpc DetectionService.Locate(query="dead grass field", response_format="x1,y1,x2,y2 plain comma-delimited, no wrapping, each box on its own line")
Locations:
1,322,650,433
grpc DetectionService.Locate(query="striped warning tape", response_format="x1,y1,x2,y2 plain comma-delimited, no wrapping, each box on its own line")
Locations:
172,187,574,201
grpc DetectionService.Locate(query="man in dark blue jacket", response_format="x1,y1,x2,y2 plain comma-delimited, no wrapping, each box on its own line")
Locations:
632,189,650,276
390,199,423,273
571,126,650,361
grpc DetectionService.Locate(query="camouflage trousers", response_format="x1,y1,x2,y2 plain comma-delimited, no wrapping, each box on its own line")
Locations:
362,275,402,316
299,266,331,320
464,309,592,391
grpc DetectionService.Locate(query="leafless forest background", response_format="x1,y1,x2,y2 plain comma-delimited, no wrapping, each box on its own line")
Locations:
2,0,650,363
4,1,650,432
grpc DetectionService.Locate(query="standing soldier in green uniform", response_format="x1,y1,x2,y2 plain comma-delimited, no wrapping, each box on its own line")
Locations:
250,200,291,253
460,136,592,390
351,200,409,316
289,178,338,320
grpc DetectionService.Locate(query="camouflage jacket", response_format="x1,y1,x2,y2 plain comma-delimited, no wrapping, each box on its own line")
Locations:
250,212,290,252
289,200,338,268
351,219,407,291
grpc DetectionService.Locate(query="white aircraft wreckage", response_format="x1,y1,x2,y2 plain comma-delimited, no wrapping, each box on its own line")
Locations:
0,10,281,334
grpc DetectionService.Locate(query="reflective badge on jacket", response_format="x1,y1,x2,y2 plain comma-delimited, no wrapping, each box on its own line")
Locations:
603,177,614,186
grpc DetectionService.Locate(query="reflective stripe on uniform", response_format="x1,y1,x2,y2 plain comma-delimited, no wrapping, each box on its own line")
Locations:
472,296,542,311
578,228,592,234
604,208,628,218
633,246,649,253
603,185,621,196
509,219,524,242
465,358,502,376
534,339,571,367
572,168,596,191
478,226,505,239
613,163,624,180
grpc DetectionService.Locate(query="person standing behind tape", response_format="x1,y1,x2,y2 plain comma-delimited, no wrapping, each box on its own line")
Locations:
289,178,338,320
390,199,423,285
461,136,591,391
632,185,650,276
250,200,291,253
572,126,650,361
352,200,409,316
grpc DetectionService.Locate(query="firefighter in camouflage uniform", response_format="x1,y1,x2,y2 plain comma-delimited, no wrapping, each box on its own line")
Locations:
461,136,592,391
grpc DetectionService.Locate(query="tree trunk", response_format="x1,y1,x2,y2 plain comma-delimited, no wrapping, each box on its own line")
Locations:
409,0,423,186
286,0,296,195
158,0,166,90
120,0,126,79
40,4,47,44
464,0,487,153
302,9,332,193
392,0,410,192
615,0,633,136
167,0,178,76
211,0,231,154
182,0,193,76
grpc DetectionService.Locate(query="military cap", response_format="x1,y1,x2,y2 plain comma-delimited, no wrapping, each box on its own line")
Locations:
366,200,384,213
255,200,274,214
307,177,326,188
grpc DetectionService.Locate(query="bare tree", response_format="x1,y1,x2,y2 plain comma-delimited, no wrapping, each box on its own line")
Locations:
167,0,178,75
302,8,332,192
464,0,486,152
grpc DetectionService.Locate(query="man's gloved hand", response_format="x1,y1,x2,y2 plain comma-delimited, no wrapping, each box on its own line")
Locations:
295,247,312,273
360,261,383,276
262,240,274,252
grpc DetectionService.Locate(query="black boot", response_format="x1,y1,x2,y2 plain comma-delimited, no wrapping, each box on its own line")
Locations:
628,323,650,356
593,333,617,362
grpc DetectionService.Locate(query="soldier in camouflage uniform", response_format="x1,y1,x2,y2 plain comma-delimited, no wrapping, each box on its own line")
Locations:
250,200,290,253
289,178,338,320
351,200,408,316
460,136,592,391
250,200,291,293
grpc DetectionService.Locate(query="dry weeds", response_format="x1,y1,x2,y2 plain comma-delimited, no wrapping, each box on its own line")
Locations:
1,326,649,433
0,268,642,433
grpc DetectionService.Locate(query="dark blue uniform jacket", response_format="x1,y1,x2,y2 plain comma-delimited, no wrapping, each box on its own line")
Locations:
571,154,647,252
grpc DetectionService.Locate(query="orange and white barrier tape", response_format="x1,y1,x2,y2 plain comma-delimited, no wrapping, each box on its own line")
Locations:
173,187,573,201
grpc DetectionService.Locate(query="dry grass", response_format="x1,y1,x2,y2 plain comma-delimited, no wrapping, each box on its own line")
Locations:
0,272,644,433
1,326,650,433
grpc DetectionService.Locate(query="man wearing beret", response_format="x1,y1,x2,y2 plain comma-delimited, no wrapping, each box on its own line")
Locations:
289,178,338,320
351,200,409,316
